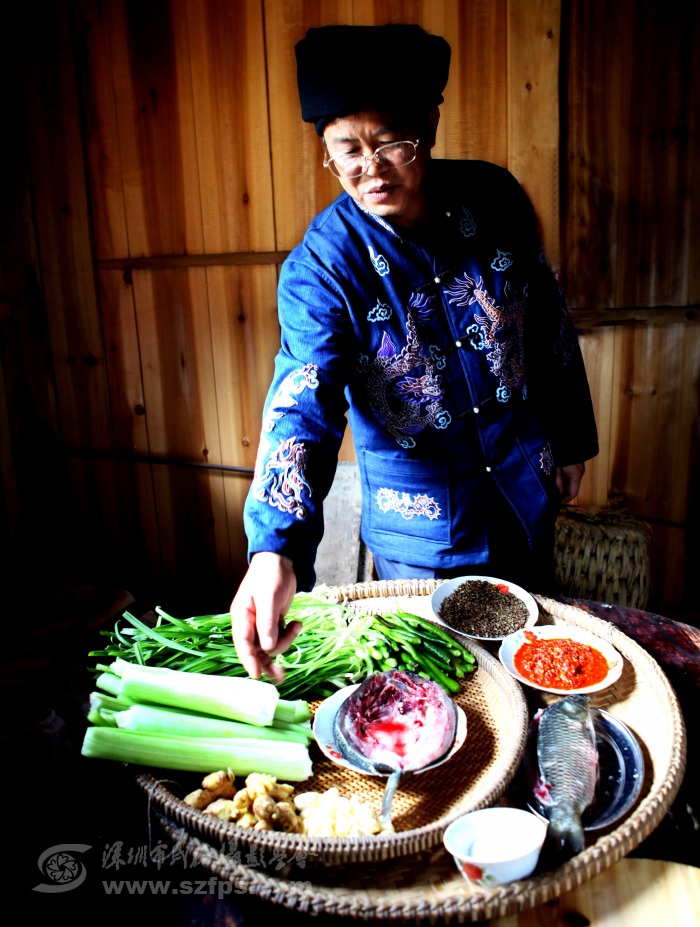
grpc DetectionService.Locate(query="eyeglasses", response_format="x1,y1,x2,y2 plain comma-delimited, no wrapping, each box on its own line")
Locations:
323,139,421,179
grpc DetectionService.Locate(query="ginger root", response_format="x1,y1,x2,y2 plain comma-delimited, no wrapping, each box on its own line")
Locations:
183,787,219,810
184,769,237,809
245,772,294,802
236,812,257,828
251,793,278,823
203,798,237,819
273,800,301,833
231,788,252,815
184,771,384,837
201,769,236,798
184,770,304,831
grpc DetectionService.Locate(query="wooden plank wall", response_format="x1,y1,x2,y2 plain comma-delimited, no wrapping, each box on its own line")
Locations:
562,0,700,612
1,0,697,617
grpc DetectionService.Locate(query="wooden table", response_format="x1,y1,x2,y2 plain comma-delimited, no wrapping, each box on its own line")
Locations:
492,858,700,926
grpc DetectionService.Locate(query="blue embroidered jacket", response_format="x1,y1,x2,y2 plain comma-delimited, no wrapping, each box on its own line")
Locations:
244,160,599,589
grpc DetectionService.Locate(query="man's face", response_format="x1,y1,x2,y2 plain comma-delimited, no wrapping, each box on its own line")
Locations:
322,110,437,229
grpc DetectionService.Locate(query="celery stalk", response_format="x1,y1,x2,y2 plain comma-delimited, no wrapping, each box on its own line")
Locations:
271,718,313,739
80,727,313,780
87,708,118,727
95,671,122,697
116,661,280,727
274,699,313,724
89,691,134,713
114,703,312,744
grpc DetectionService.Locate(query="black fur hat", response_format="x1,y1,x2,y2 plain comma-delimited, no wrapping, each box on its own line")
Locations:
295,24,451,135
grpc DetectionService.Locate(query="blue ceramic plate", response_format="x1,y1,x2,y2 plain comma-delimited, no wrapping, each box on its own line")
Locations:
523,707,645,831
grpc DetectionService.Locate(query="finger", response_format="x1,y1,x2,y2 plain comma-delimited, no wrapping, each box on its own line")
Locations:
266,620,303,656
262,665,285,683
256,591,287,652
231,598,266,680
256,650,286,683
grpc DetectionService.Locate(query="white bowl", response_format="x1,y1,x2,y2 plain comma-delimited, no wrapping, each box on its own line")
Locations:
431,575,539,641
498,624,624,695
443,807,548,886
313,683,468,775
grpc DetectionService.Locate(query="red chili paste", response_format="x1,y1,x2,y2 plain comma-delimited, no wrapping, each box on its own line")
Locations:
513,633,609,689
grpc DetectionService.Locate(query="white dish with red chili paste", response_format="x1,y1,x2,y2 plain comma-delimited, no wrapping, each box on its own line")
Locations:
498,625,624,695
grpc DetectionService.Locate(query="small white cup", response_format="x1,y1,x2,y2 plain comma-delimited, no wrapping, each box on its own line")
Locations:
443,807,548,887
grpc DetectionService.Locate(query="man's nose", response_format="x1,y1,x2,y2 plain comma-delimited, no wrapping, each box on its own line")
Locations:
363,150,386,175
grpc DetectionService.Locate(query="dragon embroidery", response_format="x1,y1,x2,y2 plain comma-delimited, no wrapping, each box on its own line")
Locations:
252,435,310,520
263,363,319,432
254,363,318,517
358,314,451,448
408,288,437,323
445,273,526,398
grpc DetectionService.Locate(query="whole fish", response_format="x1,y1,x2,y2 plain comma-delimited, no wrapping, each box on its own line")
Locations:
534,694,599,858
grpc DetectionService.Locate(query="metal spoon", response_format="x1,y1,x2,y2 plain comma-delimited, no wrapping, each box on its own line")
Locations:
333,717,403,829
331,671,459,831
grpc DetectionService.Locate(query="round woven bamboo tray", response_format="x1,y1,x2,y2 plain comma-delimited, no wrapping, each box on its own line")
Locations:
137,579,530,866
139,583,687,922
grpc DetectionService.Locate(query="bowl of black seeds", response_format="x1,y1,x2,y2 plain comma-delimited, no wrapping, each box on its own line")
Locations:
431,575,539,640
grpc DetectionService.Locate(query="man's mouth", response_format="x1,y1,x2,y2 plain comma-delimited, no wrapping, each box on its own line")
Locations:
363,183,396,197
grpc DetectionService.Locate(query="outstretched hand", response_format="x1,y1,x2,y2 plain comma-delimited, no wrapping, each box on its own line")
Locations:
230,552,302,681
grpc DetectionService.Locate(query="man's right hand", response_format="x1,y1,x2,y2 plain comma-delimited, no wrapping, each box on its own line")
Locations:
230,552,301,682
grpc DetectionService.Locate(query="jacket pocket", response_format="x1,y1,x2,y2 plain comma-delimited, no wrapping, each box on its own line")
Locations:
360,450,452,547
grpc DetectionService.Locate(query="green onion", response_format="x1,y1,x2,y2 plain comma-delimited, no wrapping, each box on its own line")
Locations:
81,727,313,780
89,592,476,700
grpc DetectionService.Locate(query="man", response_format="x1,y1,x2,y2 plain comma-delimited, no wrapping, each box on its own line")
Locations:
230,24,598,680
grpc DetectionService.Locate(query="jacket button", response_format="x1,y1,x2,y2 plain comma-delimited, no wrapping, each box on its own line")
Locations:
485,466,492,473
473,407,480,414
434,276,442,284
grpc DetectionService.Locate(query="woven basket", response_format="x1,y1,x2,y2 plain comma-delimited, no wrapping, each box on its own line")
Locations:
555,506,653,609
139,582,686,922
138,579,530,866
